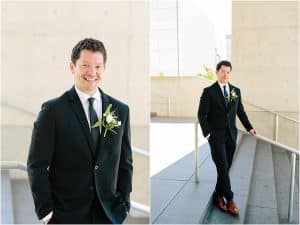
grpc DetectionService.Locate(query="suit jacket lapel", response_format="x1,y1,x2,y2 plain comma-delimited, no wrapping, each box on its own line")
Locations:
68,86,95,157
213,82,227,109
98,88,110,160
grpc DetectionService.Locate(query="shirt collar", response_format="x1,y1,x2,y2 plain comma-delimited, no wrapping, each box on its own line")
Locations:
74,85,101,103
218,82,229,91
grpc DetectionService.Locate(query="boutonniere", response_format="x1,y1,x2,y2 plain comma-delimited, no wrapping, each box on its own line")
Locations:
228,88,238,102
91,104,121,137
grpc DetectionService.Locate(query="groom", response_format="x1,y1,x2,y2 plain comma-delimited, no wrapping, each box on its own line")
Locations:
27,38,133,224
198,60,256,215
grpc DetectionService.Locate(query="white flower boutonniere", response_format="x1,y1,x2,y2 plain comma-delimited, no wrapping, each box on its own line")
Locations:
228,88,238,102
91,104,121,137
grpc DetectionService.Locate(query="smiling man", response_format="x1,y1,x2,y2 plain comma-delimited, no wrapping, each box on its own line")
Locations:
198,60,256,216
27,38,133,224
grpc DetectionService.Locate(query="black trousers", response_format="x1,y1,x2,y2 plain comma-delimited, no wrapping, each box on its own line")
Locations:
208,129,236,201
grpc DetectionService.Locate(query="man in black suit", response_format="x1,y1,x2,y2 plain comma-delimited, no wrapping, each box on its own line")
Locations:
198,60,256,215
27,38,133,224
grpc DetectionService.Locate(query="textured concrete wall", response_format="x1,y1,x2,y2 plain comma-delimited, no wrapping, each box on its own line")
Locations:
151,76,211,118
231,1,299,114
231,0,299,148
1,1,149,148
1,1,149,126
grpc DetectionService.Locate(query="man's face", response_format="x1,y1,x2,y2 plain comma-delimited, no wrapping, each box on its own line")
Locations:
70,49,105,95
216,65,231,84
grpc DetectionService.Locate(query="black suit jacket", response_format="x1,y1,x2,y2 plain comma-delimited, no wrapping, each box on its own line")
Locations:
198,82,253,141
27,86,133,224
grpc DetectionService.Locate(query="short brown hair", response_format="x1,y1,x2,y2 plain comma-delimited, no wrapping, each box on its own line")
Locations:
71,38,107,64
216,60,232,71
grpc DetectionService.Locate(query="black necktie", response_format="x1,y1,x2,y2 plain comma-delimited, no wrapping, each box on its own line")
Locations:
223,85,229,106
88,97,100,151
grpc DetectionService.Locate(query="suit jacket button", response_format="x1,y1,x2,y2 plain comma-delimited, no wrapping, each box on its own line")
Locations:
95,165,99,170
89,186,94,191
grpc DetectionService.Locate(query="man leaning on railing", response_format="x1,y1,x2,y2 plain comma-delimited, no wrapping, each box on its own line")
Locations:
198,60,256,216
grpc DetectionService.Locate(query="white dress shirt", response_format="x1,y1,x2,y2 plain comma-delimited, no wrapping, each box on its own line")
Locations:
75,85,102,132
42,86,102,223
218,82,230,97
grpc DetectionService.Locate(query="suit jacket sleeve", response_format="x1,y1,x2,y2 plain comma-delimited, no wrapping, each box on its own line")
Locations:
117,106,133,210
198,88,211,137
27,102,55,219
237,89,253,131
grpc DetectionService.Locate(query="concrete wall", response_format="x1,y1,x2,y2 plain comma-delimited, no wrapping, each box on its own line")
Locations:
1,0,149,146
231,1,299,115
151,76,211,118
231,0,299,148
1,1,149,207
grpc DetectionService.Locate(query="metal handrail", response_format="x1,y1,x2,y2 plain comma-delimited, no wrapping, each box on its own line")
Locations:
239,130,299,155
194,122,199,183
194,121,299,223
0,161,150,215
1,101,37,116
131,201,150,214
132,147,149,157
1,102,150,157
288,152,296,223
243,100,299,142
244,100,300,123
0,161,27,170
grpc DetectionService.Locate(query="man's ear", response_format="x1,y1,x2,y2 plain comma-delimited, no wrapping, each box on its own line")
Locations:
69,62,75,74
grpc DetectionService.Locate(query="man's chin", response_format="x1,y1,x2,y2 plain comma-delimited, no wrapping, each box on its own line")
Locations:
221,80,229,84
87,87,98,93
78,85,99,95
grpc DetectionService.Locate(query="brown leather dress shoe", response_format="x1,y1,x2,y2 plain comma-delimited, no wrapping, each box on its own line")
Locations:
227,200,239,215
214,196,227,212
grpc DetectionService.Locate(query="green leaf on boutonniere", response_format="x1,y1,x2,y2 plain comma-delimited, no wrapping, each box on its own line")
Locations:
91,103,121,137
227,88,238,102
91,121,100,128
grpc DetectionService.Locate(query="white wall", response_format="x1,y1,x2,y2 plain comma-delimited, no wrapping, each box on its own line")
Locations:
150,0,220,76
231,1,299,114
1,1,150,150
1,1,149,128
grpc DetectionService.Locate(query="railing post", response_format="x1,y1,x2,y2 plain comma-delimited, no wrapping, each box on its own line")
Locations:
288,152,296,223
195,122,199,183
275,114,279,142
168,97,171,116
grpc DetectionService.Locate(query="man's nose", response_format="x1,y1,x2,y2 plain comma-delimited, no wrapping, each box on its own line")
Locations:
88,66,97,75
